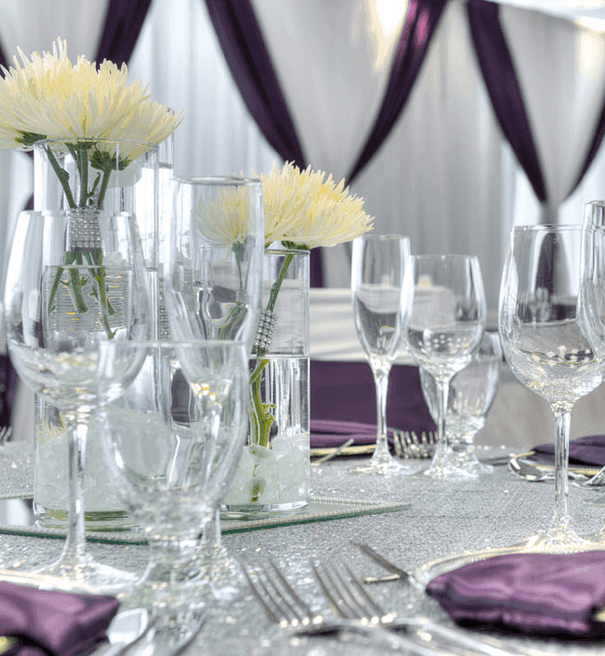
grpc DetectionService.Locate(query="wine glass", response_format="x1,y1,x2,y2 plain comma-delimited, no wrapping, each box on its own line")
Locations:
96,340,249,610
401,254,486,481
499,224,605,551
349,234,416,476
3,210,151,590
419,331,502,477
164,176,263,599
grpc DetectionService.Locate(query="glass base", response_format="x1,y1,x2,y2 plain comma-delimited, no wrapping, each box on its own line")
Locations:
221,498,308,517
32,552,139,593
34,508,137,532
513,528,595,553
413,452,479,482
349,452,418,477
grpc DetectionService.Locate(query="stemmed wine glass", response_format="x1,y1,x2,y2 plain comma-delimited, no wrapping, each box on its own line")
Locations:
3,210,151,590
499,224,605,551
419,331,502,477
96,340,249,610
401,254,486,481
350,234,416,476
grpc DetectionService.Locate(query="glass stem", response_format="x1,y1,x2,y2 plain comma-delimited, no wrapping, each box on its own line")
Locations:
372,359,391,460
63,411,90,567
551,407,571,534
434,377,451,460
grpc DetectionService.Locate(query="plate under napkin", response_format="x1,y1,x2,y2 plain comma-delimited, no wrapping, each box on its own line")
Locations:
0,582,119,656
426,550,605,637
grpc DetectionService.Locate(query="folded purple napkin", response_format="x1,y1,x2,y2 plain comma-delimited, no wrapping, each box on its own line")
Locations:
0,582,119,656
310,419,393,449
532,435,605,467
426,550,605,637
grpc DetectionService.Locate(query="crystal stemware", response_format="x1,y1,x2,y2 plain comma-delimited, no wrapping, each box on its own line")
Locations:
3,210,151,590
349,234,416,476
164,175,263,598
499,224,605,551
419,331,502,477
401,254,486,481
96,340,249,610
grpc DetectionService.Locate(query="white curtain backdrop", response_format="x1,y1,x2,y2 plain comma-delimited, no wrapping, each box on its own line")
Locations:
1,0,605,314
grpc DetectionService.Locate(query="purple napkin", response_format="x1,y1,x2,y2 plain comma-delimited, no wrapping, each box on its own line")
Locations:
0,582,119,656
532,435,605,467
426,551,605,637
310,419,393,449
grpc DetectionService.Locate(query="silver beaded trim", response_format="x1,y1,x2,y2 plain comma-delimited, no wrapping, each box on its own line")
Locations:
253,309,277,353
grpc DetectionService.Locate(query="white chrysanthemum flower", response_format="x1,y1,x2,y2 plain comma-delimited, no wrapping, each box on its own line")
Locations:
0,38,182,156
195,186,251,246
260,162,374,249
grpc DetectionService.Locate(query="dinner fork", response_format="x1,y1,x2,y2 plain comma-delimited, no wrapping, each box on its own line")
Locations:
0,426,11,448
312,560,538,656
240,560,439,656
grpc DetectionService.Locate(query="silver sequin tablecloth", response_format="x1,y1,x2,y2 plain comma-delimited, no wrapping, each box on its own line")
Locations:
2,447,605,655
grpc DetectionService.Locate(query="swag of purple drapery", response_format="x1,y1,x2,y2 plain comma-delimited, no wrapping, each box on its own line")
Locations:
0,0,152,428
204,0,447,287
466,0,605,208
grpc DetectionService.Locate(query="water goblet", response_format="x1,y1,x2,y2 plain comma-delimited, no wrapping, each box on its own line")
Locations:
349,234,416,476
419,332,502,477
401,254,486,481
96,340,249,610
164,176,263,597
499,224,605,551
3,210,151,590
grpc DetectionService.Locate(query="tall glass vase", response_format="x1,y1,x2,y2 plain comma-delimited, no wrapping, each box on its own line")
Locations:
223,248,310,513
32,138,159,529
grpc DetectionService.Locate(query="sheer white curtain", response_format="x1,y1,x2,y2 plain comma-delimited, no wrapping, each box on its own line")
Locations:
500,4,605,224
128,0,278,179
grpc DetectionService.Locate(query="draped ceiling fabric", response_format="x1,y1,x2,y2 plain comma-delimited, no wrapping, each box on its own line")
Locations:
206,0,443,287
468,0,605,224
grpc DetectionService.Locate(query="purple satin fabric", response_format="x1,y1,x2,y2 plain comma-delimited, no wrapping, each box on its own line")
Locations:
427,551,605,637
0,582,119,656
532,435,605,467
310,361,435,436
310,419,394,449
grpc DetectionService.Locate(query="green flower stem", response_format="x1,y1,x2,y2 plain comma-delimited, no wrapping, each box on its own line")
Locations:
44,141,122,339
249,250,295,449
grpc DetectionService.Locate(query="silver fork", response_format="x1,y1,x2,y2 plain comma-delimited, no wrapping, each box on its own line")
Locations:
394,431,437,459
240,560,441,656
312,560,534,656
0,426,11,448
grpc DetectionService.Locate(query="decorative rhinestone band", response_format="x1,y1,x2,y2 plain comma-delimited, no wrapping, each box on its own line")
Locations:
68,209,103,250
253,309,277,353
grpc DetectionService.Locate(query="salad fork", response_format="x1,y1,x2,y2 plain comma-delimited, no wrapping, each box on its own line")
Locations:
240,560,438,655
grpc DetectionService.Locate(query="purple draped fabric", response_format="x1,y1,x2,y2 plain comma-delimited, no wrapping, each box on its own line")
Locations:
203,0,327,285
348,0,448,184
204,0,306,169
467,0,546,203
95,0,153,65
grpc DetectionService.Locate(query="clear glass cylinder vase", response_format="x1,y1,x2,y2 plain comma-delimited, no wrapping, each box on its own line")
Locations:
32,138,159,530
222,248,310,514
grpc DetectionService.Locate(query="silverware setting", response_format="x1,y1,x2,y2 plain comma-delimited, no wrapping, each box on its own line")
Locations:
356,542,410,584
311,437,355,466
0,426,12,449
393,431,437,459
242,558,531,656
